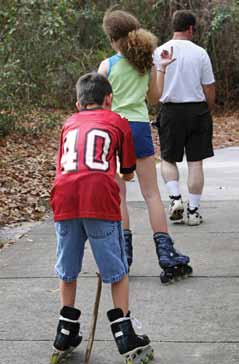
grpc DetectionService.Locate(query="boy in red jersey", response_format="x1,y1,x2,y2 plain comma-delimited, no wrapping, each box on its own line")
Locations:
50,73,153,363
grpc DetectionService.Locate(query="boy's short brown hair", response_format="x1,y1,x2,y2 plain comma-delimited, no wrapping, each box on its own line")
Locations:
76,72,112,107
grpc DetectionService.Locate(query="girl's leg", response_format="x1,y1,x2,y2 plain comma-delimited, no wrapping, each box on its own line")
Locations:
116,175,133,266
59,279,77,307
115,174,130,229
111,274,129,316
136,156,168,233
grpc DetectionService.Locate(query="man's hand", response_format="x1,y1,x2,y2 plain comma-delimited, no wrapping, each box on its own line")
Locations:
121,172,134,181
202,83,216,112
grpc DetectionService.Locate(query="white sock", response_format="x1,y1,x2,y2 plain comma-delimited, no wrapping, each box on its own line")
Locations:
166,180,180,197
188,193,201,209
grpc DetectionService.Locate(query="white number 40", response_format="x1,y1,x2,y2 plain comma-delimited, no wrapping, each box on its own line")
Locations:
61,128,111,173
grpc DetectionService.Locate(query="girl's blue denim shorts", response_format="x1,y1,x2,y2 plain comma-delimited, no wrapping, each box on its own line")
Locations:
55,218,128,284
129,121,155,158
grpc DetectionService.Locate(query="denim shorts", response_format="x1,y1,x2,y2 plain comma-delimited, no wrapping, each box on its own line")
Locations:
129,121,155,158
55,218,128,284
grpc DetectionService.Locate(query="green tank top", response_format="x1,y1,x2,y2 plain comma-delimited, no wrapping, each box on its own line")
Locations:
107,54,150,122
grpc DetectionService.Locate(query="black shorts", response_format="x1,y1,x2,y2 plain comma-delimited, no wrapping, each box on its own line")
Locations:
157,102,214,162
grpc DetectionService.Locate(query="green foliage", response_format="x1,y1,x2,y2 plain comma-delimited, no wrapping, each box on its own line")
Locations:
0,113,15,138
211,7,232,32
0,0,107,110
0,0,239,131
207,0,239,103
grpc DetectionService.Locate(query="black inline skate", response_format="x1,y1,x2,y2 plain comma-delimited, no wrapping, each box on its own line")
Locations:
50,306,82,364
154,232,193,284
107,308,154,364
124,229,133,268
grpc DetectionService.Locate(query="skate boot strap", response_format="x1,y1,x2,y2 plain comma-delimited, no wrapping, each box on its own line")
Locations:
59,315,80,324
110,316,142,330
154,232,174,246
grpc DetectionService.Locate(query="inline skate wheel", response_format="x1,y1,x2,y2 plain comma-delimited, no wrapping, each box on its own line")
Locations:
126,359,133,364
160,271,173,284
50,353,60,364
141,351,154,363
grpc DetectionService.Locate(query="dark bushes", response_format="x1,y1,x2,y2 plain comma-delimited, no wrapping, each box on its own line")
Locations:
0,0,238,136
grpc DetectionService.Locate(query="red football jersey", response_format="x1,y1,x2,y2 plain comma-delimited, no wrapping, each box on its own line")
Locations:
50,108,136,221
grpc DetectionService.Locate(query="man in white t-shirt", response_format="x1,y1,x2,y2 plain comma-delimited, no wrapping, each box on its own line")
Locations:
153,10,215,226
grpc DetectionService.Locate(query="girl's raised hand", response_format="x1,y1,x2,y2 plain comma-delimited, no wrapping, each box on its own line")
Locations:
159,46,176,68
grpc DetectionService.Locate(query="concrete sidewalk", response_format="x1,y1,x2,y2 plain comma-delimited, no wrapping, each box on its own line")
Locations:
0,148,239,364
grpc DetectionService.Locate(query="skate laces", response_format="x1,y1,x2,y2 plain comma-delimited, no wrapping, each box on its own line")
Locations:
131,316,143,331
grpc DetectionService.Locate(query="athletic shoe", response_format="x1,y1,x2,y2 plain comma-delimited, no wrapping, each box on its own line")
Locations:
168,196,184,223
187,205,203,226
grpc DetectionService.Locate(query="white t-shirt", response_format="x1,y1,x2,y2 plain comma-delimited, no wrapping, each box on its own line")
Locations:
153,39,215,103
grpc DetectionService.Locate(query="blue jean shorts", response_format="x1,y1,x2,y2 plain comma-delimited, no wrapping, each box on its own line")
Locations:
55,218,128,284
129,121,155,158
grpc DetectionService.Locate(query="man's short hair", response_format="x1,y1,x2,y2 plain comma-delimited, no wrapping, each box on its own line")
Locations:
172,10,196,32
76,72,112,107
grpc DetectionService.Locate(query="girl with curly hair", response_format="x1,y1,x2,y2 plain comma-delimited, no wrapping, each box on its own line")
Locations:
98,9,192,287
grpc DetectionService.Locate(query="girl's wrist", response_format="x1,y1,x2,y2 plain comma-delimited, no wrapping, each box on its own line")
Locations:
157,68,166,74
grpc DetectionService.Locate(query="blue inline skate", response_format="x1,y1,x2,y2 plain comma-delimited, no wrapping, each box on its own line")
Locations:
124,229,133,269
154,232,193,284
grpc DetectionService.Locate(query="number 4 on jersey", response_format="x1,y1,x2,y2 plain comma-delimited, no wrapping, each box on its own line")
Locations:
61,128,111,173
61,129,78,173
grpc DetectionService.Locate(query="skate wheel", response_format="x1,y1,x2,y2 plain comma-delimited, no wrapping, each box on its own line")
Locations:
50,353,60,364
126,359,133,364
174,273,181,281
141,351,154,363
160,271,173,284
149,351,154,360
181,265,193,278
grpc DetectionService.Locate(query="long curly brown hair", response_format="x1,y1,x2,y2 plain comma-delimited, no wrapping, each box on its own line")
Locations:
103,9,158,75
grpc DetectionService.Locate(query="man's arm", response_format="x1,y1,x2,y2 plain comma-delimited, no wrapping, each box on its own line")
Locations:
202,83,216,111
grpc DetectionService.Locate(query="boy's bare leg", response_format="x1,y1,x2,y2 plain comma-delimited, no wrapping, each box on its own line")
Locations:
136,156,168,233
108,275,153,363
111,275,129,316
59,279,77,307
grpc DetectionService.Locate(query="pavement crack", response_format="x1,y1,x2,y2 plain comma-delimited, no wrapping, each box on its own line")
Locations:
0,275,239,279
1,339,239,344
